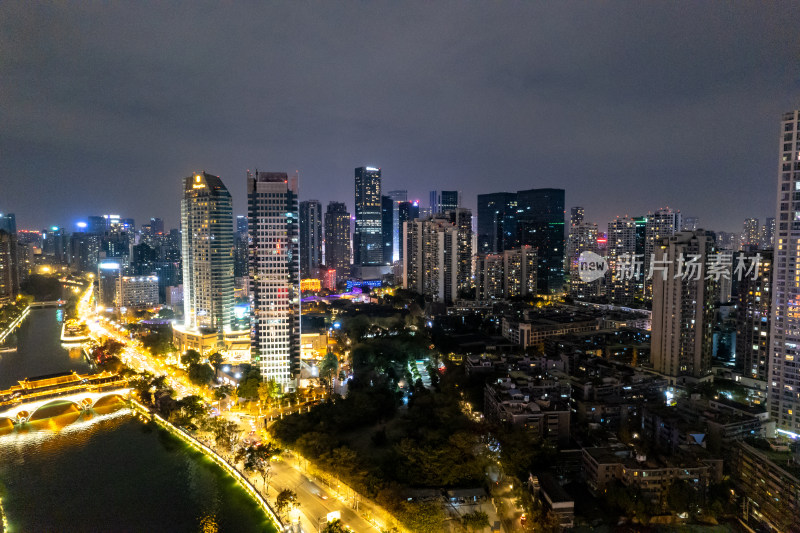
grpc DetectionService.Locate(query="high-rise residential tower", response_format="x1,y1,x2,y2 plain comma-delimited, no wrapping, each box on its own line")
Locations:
248,171,300,390
570,207,585,227
741,218,761,250
325,202,351,280
651,230,716,384
353,166,382,266
180,172,235,334
644,207,682,299
299,200,323,277
736,250,772,382
606,217,638,305
397,201,419,262
769,109,800,435
567,222,601,299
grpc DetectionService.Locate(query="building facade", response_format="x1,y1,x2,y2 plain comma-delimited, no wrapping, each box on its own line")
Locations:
247,171,300,390
651,230,716,384
769,109,800,435
353,166,382,266
180,172,235,334
299,200,323,278
324,201,351,281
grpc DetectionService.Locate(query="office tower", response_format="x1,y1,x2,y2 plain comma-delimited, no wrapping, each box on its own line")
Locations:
735,250,772,382
430,190,460,215
120,218,135,232
247,171,300,390
299,200,323,277
180,172,235,334
237,215,248,236
41,226,68,264
353,166,382,266
150,217,164,236
769,109,800,434
477,192,517,255
651,230,716,384
97,260,121,308
234,215,249,280
386,190,407,262
762,217,776,250
129,242,157,276
87,216,106,236
644,207,681,299
0,213,16,234
570,207,584,227
741,218,761,250
403,214,471,303
397,201,419,262
516,188,565,295
503,246,537,298
681,216,700,231
117,275,159,308
567,222,600,299
324,202,351,280
380,196,394,265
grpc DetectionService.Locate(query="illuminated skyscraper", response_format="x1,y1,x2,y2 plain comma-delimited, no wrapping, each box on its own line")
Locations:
567,222,600,299
248,171,300,390
353,166,382,266
180,172,235,334
769,109,800,435
570,207,584,227
386,190,407,262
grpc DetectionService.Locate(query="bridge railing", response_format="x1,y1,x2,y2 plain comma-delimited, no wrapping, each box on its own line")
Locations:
129,399,285,531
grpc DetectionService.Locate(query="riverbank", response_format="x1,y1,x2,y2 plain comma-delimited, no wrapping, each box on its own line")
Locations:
129,398,284,531
0,305,30,344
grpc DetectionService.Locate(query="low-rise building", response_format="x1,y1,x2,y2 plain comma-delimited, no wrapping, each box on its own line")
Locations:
484,380,570,446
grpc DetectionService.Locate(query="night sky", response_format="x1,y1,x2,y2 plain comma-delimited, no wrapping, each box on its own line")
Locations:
2,3,798,232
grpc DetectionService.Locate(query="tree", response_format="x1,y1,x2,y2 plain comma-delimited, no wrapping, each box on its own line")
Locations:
397,501,446,532
238,441,281,494
321,519,349,533
258,379,281,413
275,488,299,516
319,350,339,391
208,352,224,374
188,363,215,386
182,349,201,367
461,510,490,532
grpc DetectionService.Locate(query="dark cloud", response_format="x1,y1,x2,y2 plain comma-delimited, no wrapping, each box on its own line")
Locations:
1,2,798,232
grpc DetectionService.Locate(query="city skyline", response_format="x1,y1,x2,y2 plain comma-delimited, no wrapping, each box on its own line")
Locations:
2,3,798,231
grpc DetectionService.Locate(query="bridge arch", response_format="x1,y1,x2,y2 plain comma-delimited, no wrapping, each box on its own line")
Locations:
26,399,81,422
91,393,127,409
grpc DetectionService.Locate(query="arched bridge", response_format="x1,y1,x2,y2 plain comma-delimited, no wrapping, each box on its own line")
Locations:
0,371,130,424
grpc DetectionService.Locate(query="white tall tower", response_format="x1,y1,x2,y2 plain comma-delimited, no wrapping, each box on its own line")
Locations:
769,110,800,436
248,171,300,391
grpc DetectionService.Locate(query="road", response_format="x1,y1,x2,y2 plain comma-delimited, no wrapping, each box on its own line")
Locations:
77,286,392,532
265,458,382,533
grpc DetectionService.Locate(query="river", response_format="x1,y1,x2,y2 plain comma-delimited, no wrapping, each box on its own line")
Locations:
0,309,276,533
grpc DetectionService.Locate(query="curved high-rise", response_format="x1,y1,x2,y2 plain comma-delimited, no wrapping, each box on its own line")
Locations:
180,172,235,335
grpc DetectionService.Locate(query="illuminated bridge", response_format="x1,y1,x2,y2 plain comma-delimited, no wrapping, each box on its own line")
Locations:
0,371,130,424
